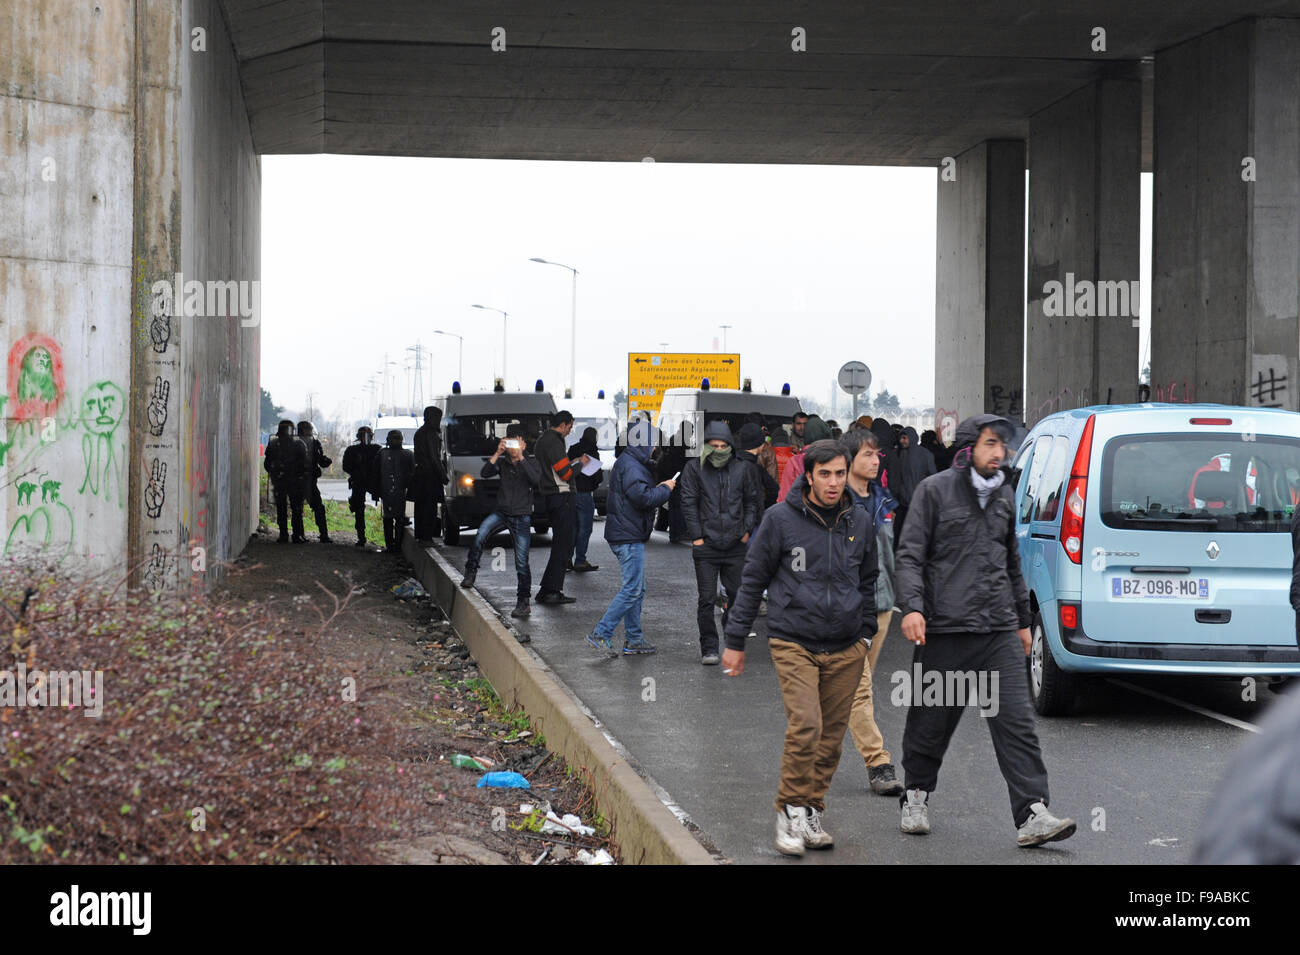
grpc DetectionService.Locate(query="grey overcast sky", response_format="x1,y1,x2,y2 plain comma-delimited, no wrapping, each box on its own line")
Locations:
261,156,1152,425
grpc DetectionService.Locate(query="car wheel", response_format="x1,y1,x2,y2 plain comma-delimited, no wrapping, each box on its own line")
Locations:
442,507,460,546
1027,609,1076,716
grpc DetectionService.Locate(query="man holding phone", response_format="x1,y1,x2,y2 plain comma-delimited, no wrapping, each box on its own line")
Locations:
460,424,539,621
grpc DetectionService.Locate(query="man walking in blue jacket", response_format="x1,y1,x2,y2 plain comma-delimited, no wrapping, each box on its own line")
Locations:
723,439,878,857
586,419,676,656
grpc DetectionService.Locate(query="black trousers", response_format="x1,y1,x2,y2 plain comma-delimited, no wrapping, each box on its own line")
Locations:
412,472,443,540
348,488,369,540
538,492,576,596
900,631,1050,827
692,540,746,652
381,497,408,550
303,480,328,536
273,483,305,539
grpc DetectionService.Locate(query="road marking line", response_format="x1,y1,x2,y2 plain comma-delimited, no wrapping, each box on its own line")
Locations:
1107,679,1259,733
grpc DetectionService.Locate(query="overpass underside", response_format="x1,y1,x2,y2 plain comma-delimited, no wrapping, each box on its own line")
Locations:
3,2,1299,581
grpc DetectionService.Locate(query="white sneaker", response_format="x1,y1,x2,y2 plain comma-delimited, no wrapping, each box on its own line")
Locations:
799,807,834,849
1017,800,1076,847
775,806,806,856
900,788,930,834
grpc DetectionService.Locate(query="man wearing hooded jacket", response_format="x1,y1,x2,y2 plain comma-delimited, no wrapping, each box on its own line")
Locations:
894,413,1075,848
680,421,763,665
891,425,935,542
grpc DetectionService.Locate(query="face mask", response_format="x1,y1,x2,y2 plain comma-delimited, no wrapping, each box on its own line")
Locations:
703,445,732,468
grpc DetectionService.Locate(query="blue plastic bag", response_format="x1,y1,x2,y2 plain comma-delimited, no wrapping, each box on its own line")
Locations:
476,771,531,789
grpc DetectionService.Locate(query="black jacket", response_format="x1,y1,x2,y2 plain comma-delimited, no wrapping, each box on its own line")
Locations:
302,437,331,485
724,473,878,654
378,446,415,504
894,461,1031,635
413,422,448,496
264,434,309,490
679,422,762,548
535,428,573,495
342,442,381,498
893,426,936,506
482,455,537,517
738,448,779,512
569,429,605,494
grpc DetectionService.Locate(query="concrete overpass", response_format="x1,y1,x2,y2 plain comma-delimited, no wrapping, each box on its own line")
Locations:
3,2,1299,582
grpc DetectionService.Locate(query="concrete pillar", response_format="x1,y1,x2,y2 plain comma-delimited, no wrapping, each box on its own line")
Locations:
1,0,259,585
934,140,1026,442
1153,18,1300,410
1026,77,1142,424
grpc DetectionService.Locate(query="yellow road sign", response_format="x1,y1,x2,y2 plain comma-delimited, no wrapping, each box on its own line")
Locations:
627,353,740,421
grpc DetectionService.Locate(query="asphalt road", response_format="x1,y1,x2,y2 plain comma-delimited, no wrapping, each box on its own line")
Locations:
432,522,1284,865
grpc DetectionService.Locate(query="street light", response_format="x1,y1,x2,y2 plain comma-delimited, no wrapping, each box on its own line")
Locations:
530,257,578,397
471,305,508,384
719,324,732,352
433,329,464,384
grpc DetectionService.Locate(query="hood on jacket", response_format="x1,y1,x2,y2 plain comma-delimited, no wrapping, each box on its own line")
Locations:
624,419,660,465
569,426,600,457
736,422,765,450
901,426,920,448
803,416,833,443
951,414,1013,470
702,420,735,448
870,418,894,451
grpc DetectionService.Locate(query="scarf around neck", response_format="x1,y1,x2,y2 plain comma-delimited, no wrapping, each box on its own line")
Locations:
970,468,1005,509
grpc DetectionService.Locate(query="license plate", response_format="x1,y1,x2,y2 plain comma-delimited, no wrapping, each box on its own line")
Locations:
1110,575,1209,600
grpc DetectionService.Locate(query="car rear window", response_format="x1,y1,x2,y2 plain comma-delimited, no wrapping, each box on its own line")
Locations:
1100,432,1300,532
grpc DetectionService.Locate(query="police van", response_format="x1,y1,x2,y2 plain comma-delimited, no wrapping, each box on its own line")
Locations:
434,380,557,545
656,379,804,457
372,412,421,451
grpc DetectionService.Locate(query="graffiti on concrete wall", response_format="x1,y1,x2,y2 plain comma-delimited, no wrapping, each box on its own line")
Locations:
78,381,126,505
0,334,130,562
987,385,1023,419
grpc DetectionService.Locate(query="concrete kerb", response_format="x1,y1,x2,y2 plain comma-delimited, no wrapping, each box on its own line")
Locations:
402,532,717,866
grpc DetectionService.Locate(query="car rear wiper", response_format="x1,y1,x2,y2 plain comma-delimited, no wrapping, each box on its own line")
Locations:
1121,515,1219,526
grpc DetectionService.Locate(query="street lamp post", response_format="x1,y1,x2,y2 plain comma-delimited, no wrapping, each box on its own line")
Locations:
432,330,464,383
530,258,578,398
719,324,732,352
471,305,508,384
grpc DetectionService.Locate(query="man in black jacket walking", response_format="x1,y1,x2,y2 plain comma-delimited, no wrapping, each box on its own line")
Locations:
535,411,577,604
681,421,762,665
378,429,415,553
461,425,538,620
723,439,878,857
297,420,333,543
894,413,1075,848
264,419,310,544
341,426,381,547
412,406,448,542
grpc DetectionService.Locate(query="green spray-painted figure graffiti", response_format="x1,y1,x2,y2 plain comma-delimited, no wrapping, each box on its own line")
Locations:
41,479,60,503
79,381,126,506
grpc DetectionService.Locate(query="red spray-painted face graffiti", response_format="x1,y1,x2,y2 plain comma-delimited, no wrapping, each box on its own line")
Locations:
8,333,66,422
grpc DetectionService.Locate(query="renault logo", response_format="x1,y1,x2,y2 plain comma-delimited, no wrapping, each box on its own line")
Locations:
1207,540,1220,560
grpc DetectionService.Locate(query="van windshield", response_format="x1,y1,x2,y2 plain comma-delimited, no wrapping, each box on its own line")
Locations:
702,412,791,446
1101,433,1300,532
445,414,550,456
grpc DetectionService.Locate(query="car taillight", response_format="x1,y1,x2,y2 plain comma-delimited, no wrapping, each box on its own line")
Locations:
1060,603,1079,631
1060,415,1095,565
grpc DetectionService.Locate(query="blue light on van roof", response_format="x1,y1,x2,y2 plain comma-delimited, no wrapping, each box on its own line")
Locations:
701,378,710,391
597,389,605,399
452,381,462,394
781,383,791,396
535,379,544,392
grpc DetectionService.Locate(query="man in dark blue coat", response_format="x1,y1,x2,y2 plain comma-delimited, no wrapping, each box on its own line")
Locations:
586,419,675,656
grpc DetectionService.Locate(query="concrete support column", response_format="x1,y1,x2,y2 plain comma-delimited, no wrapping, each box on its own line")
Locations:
934,140,1026,441
1026,77,1141,424
1153,18,1300,410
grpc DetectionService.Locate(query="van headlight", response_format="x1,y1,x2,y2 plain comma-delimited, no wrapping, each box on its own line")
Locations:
456,474,475,496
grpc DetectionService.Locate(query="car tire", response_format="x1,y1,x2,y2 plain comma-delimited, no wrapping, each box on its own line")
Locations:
1027,609,1076,716
442,507,460,546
